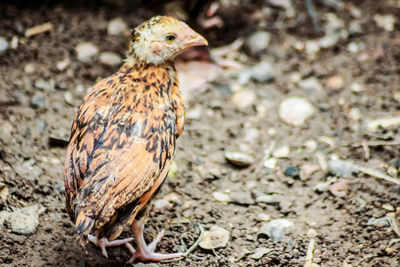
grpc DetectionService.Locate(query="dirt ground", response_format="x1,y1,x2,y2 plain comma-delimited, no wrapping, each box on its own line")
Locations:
1,1,400,266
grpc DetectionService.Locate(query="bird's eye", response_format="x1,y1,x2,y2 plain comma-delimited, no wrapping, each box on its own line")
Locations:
166,34,176,42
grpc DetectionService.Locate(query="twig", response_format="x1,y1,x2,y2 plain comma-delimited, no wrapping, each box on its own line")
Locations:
183,223,204,257
304,238,315,267
357,166,400,185
361,140,370,160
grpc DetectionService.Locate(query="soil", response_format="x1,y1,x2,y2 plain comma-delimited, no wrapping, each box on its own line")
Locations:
1,1,400,266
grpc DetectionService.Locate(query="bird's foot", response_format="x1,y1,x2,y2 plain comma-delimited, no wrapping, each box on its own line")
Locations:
126,230,183,263
88,234,134,258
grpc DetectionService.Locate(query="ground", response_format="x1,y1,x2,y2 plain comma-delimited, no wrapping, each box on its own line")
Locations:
0,1,400,266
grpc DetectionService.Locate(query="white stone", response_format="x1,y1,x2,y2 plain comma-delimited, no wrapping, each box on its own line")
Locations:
75,42,99,63
9,205,44,235
246,31,271,54
279,96,314,126
213,191,232,202
0,37,8,53
108,18,128,36
199,225,230,250
99,51,122,67
273,145,290,158
232,90,256,108
374,14,396,32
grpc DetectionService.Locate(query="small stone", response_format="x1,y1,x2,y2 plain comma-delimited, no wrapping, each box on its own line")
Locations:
258,219,294,241
325,75,344,91
284,165,299,178
167,161,178,178
153,199,170,210
35,79,55,91
300,164,319,180
304,140,318,152
0,121,13,142
186,105,202,120
257,213,271,222
246,31,271,55
348,108,362,121
256,194,280,205
305,40,320,57
9,205,44,235
64,92,75,106
350,82,365,92
307,229,318,237
230,191,254,205
56,58,70,71
318,34,340,48
328,158,357,177
263,157,277,169
250,247,272,260
99,51,122,67
10,36,18,49
0,37,8,53
232,90,256,108
24,63,36,74
298,77,323,92
319,136,335,148
225,152,254,168
374,14,396,32
366,116,400,132
366,217,389,227
213,191,231,202
279,97,314,126
108,18,128,36
382,203,395,211
15,159,43,181
0,184,9,202
249,61,275,83
199,225,230,250
75,42,99,63
30,92,47,109
273,145,290,158
329,179,349,197
313,182,330,193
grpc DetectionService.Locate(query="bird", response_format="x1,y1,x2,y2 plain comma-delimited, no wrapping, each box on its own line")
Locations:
64,15,208,263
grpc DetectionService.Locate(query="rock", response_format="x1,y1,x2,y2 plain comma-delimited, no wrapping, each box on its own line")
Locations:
350,82,365,92
35,79,55,91
0,121,13,142
382,203,395,211
186,105,202,120
258,219,294,241
257,213,271,222
284,165,299,178
298,77,323,92
304,139,318,152
199,225,230,250
279,97,314,126
272,145,290,158
167,161,178,178
10,36,18,49
328,158,357,177
30,92,47,109
107,18,128,36
14,159,43,181
64,92,75,106
225,152,254,168
56,58,70,71
99,51,122,67
250,247,272,260
325,75,344,91
300,164,319,180
329,179,349,197
0,210,10,225
230,191,254,205
24,63,36,74
366,116,400,132
374,14,396,32
0,37,8,53
247,61,275,83
213,191,232,202
313,182,330,193
75,42,99,63
366,217,389,227
246,31,271,55
9,205,44,235
232,90,256,108
0,182,9,202
153,199,170,210
305,40,320,57
256,194,280,205
263,157,277,169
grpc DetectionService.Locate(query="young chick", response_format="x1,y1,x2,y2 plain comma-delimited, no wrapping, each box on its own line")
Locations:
64,16,207,262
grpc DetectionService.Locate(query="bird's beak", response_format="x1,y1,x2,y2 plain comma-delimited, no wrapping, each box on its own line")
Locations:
183,26,208,47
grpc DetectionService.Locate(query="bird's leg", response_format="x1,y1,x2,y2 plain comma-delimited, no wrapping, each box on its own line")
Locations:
88,231,134,258
127,216,183,263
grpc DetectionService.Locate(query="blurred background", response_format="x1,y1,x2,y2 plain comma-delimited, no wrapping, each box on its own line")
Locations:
1,0,400,266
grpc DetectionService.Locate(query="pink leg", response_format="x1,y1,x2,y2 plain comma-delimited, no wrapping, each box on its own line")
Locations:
127,217,183,263
88,234,134,258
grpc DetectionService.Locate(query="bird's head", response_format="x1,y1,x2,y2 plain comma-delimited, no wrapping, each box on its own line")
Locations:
128,16,208,65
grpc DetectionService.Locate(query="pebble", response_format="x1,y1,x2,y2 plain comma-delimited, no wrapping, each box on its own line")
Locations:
0,121,13,142
373,14,396,32
0,37,8,53
75,42,99,63
328,158,357,177
250,247,272,260
350,82,365,92
300,164,319,180
0,183,9,202
64,92,75,106
99,51,122,67
272,145,290,158
246,31,271,55
313,182,330,193
284,165,299,178
10,36,18,49
238,61,275,84
366,217,389,227
382,203,395,211
304,139,318,152
279,97,314,126
199,225,230,250
24,63,36,74
298,77,323,92
305,40,320,57
325,75,344,91
213,191,232,202
107,18,128,36
225,152,254,168
14,159,43,181
167,161,178,178
263,157,277,169
30,92,47,109
56,58,70,71
329,179,349,197
230,191,254,205
256,194,281,205
366,116,400,132
9,205,44,235
35,79,55,91
232,90,256,108
153,199,170,210
257,213,271,222
258,219,294,241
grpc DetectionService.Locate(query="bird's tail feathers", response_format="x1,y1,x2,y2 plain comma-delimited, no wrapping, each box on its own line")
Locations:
74,212,95,245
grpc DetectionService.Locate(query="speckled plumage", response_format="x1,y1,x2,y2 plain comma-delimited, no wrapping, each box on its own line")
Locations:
64,16,207,262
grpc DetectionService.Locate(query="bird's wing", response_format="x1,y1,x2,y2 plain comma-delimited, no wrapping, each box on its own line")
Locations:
64,78,176,236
